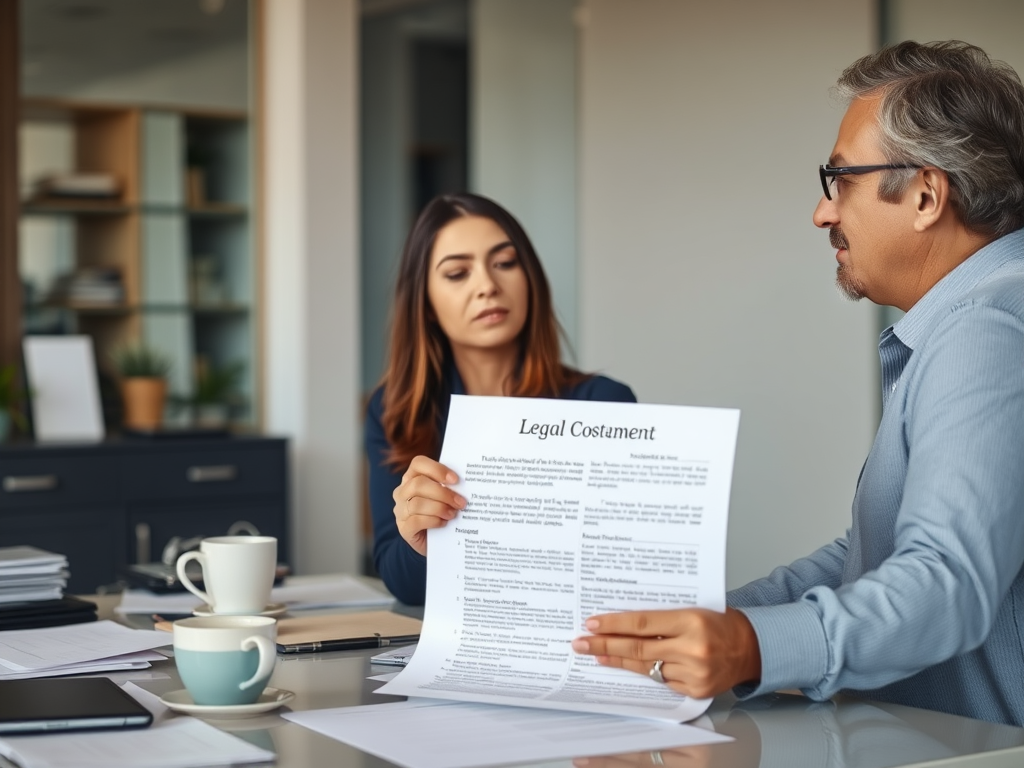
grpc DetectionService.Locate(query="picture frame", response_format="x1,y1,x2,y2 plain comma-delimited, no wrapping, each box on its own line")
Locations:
22,336,105,443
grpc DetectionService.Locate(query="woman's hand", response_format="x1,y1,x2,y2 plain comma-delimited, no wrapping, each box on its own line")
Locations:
570,607,761,700
392,455,466,556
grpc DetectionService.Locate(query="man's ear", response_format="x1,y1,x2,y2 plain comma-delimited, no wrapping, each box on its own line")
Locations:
913,168,950,232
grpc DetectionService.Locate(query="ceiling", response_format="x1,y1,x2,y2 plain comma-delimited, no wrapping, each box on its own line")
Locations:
20,0,248,97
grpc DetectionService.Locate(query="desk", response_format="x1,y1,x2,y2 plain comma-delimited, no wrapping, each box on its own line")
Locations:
87,596,1024,767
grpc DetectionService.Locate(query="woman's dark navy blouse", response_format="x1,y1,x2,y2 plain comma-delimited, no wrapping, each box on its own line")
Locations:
364,366,637,605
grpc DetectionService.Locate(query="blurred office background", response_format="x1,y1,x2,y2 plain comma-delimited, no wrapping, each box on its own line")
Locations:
9,0,1024,589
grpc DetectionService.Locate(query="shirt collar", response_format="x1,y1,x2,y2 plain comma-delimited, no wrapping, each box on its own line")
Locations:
448,363,466,396
892,229,1024,351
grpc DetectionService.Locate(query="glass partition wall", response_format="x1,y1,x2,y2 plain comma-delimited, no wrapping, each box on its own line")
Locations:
359,0,469,396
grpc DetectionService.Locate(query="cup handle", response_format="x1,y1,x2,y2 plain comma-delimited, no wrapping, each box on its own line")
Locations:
238,635,277,691
175,551,213,608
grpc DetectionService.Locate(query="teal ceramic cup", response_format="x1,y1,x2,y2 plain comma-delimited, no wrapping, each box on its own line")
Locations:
173,615,277,706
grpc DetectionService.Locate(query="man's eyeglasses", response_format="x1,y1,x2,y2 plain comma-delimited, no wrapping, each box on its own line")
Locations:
819,164,921,200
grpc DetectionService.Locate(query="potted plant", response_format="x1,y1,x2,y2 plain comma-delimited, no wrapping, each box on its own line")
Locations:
0,363,28,442
191,360,244,428
111,344,171,430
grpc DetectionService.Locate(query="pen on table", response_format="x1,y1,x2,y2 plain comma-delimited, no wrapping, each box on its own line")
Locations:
152,614,179,632
277,634,420,654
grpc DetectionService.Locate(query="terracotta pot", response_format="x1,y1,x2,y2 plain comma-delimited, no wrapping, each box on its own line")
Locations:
121,377,167,430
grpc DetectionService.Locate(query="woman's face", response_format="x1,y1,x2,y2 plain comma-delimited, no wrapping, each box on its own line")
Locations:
426,215,529,357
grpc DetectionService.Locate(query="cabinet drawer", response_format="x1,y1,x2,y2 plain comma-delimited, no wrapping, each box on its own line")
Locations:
122,446,285,502
0,456,120,510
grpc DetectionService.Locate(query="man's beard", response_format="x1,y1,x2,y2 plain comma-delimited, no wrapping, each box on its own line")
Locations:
831,227,866,301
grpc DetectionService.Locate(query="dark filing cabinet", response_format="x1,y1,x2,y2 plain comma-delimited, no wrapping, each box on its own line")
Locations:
0,437,289,593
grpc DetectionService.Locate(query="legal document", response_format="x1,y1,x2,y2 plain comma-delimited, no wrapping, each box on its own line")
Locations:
380,396,740,722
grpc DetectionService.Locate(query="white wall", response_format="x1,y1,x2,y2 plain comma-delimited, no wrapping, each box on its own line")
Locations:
263,0,361,576
888,0,1024,71
471,0,580,347
578,0,879,589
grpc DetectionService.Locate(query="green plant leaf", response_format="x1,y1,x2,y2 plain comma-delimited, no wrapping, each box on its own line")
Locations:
192,360,245,405
110,343,172,378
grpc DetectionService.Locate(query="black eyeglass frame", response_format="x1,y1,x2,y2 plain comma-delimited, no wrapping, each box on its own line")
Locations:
819,164,921,200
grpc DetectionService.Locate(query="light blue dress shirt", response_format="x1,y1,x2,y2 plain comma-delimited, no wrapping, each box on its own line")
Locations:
729,228,1024,725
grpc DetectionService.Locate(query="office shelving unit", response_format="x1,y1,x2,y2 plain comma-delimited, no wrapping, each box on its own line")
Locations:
19,98,256,428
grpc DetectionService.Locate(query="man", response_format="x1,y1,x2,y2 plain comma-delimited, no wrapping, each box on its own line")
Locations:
573,40,1024,725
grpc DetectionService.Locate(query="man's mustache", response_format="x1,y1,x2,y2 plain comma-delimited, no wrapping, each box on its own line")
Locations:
830,227,849,250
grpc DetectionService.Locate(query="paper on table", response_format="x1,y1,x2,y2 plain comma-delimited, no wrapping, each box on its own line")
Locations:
115,574,393,615
379,396,740,722
283,699,732,768
121,681,170,717
114,590,209,615
0,712,275,768
0,621,169,672
370,644,417,666
0,651,166,681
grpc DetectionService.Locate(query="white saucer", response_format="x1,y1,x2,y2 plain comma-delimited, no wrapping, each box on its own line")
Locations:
159,687,295,718
192,602,287,618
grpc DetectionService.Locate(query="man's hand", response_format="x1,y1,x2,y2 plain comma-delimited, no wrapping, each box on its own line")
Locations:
571,607,762,699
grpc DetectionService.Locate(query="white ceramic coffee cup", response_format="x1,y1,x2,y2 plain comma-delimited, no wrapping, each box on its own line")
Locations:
176,535,277,614
173,615,277,706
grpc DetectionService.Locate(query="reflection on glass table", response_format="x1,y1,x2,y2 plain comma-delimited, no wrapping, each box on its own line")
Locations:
578,692,1024,768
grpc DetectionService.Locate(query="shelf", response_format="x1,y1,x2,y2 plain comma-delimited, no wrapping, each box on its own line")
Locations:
190,304,250,315
23,201,248,217
187,204,247,218
26,302,250,314
141,303,250,314
25,303,130,315
19,97,257,428
22,199,132,216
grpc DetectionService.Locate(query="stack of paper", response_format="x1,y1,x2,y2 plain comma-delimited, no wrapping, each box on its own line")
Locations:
34,172,121,199
0,621,170,680
0,546,68,604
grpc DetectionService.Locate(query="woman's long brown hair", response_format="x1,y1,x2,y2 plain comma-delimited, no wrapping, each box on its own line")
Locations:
380,193,584,467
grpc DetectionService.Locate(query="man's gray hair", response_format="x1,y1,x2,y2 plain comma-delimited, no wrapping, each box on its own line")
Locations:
835,40,1024,237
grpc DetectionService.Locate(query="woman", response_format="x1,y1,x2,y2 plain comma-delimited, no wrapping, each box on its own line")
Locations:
365,192,636,605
